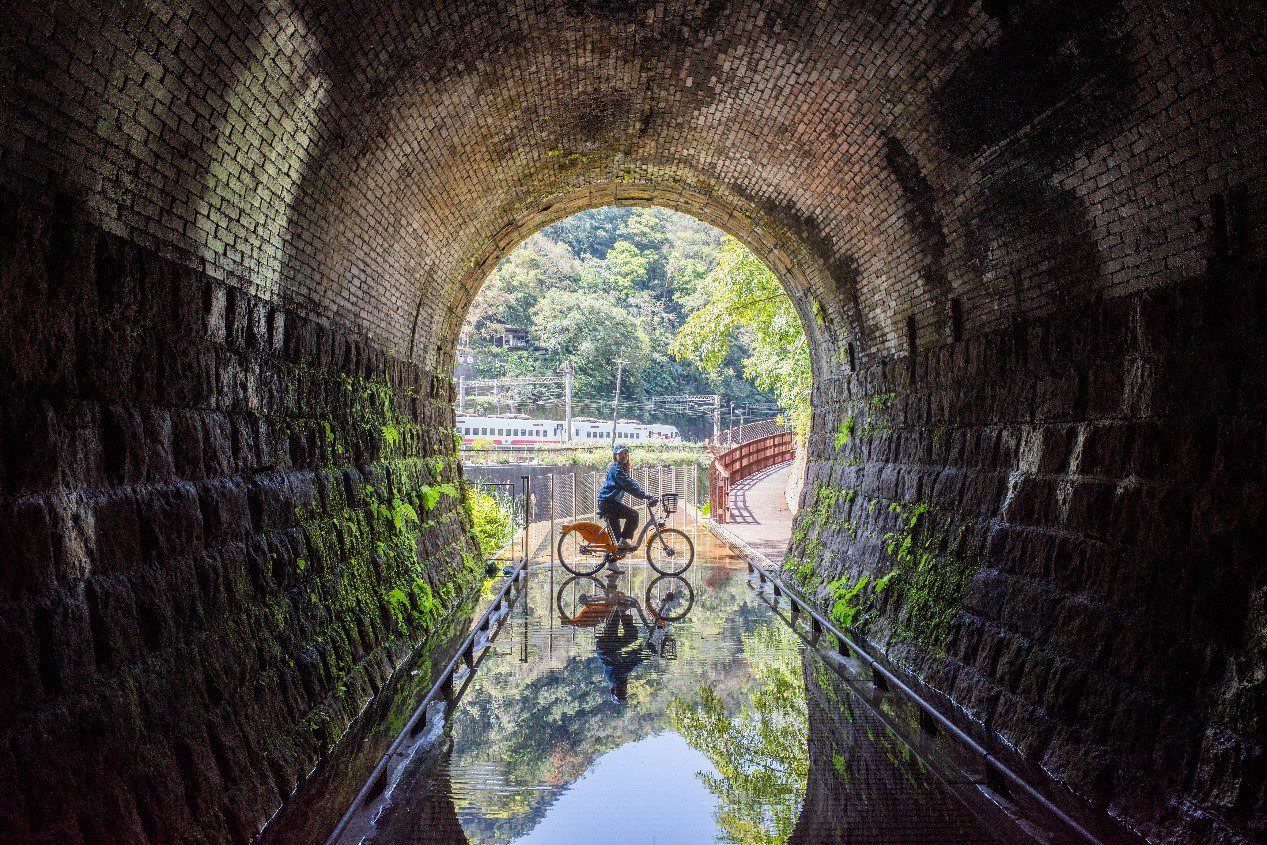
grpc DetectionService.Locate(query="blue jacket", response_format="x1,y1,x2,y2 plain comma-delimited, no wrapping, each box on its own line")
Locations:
597,462,648,504
597,611,644,694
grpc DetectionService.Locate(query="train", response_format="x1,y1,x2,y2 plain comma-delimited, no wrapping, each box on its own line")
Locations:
457,414,681,447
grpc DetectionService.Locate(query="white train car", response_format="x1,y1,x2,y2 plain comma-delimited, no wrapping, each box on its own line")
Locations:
457,414,680,447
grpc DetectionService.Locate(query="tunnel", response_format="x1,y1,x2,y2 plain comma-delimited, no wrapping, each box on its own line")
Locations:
1,1,1265,842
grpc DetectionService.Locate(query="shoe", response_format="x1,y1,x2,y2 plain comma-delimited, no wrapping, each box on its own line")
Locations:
616,539,636,551
606,562,625,574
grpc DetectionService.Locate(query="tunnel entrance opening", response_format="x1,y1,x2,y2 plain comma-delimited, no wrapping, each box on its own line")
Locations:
454,204,813,451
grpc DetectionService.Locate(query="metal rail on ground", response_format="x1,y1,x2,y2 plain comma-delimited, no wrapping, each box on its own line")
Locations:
714,524,1118,845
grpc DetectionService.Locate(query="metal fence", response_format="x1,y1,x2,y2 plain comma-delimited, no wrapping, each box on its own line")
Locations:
706,417,790,450
504,464,707,566
708,430,796,524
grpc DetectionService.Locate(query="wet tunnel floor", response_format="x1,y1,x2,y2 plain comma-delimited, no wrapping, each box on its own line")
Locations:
344,533,1048,845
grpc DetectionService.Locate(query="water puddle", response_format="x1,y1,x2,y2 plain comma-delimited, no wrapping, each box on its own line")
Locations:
349,531,1023,844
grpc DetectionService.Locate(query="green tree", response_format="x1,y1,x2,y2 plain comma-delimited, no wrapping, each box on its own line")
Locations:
621,207,670,254
666,225,724,309
530,290,651,397
574,239,650,301
472,247,544,335
466,488,514,560
542,206,629,258
461,207,784,440
622,208,670,292
671,237,812,437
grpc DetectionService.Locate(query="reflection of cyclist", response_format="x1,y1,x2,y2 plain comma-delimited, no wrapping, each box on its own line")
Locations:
595,584,645,704
597,445,656,554
557,573,691,701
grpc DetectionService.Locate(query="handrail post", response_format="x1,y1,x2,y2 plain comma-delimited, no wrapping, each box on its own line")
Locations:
521,475,530,563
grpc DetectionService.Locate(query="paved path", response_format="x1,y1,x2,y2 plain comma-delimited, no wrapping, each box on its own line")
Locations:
719,461,793,566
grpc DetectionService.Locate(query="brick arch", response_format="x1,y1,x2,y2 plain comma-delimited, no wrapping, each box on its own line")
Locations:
23,0,1267,370
3,1,1267,842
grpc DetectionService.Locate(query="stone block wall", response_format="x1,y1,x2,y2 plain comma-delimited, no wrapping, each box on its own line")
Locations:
0,199,484,844
2,3,1266,842
789,263,1267,844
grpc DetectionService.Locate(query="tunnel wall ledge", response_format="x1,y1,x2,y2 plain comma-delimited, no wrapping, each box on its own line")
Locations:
0,200,485,844
790,260,1267,845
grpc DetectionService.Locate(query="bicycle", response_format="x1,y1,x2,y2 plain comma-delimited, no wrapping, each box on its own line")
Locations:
556,573,695,659
557,493,695,576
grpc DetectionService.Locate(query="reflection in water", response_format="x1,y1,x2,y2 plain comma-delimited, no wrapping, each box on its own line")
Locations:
670,623,809,845
358,535,1017,845
790,654,1002,844
504,732,720,844
558,572,694,702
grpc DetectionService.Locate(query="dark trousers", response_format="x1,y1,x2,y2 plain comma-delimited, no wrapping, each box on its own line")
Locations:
598,498,639,540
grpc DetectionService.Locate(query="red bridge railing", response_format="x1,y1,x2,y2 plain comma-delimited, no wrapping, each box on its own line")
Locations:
708,424,794,524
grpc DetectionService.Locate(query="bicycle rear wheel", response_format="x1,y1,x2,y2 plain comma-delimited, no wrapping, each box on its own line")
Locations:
558,528,606,576
645,528,694,575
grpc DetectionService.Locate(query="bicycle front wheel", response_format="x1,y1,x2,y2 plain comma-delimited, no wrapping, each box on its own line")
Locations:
646,528,694,575
558,528,606,576
645,575,695,622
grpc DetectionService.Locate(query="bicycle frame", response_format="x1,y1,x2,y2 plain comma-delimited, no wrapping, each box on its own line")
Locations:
620,499,669,553
566,499,671,559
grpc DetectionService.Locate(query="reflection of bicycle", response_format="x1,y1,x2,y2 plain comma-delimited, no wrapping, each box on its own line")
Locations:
557,573,695,658
558,493,695,576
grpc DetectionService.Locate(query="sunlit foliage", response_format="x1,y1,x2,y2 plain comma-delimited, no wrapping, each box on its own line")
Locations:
669,624,809,845
671,237,812,438
466,488,514,560
465,207,775,438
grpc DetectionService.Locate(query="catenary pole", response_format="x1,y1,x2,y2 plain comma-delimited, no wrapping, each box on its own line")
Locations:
609,359,627,447
562,362,573,443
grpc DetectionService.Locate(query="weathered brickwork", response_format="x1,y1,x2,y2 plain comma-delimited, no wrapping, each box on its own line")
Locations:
789,264,1267,844
2,1,1265,374
2,1,1266,841
0,200,483,843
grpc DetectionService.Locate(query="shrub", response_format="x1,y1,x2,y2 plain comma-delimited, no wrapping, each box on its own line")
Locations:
467,488,514,560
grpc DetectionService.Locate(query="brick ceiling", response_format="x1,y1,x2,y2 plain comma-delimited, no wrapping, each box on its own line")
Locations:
2,0,1263,372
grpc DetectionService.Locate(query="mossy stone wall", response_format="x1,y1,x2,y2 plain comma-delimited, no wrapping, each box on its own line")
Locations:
0,201,483,843
790,265,1267,845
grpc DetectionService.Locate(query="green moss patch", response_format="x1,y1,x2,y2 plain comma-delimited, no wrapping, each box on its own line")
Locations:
879,500,983,652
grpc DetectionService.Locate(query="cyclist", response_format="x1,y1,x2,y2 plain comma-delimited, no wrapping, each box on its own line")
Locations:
597,444,657,555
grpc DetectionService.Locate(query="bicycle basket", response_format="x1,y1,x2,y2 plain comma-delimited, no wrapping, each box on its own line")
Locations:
661,493,679,514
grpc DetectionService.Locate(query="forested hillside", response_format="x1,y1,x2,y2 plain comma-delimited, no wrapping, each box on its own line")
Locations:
463,207,809,440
